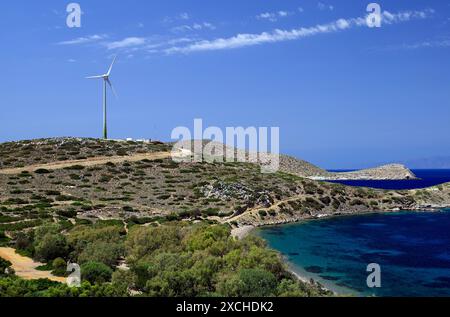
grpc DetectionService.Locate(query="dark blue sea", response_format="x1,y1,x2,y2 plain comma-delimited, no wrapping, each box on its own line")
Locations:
257,210,450,297
328,169,450,190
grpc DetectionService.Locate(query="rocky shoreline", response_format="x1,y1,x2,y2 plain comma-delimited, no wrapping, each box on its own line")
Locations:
231,206,450,239
310,164,418,181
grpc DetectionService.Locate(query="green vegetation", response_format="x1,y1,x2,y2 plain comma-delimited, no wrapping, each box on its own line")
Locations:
0,257,13,277
81,261,113,284
0,221,329,297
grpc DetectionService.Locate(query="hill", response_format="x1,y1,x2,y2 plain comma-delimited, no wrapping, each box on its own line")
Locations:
1,137,449,297
172,140,417,180
0,138,447,231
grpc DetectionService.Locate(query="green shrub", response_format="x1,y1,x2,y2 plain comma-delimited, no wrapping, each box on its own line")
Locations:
56,209,78,218
64,165,85,171
258,210,268,218
78,241,123,268
81,261,113,284
52,258,67,276
218,269,277,297
35,169,52,174
34,233,69,262
0,258,13,277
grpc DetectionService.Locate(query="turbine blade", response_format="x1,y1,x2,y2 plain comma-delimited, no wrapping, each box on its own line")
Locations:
107,56,117,76
106,78,118,99
86,75,104,79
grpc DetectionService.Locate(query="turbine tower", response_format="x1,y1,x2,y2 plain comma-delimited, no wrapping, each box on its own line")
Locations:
86,56,117,140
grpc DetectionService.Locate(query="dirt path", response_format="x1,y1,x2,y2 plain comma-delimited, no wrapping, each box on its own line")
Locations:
0,247,66,283
225,194,305,224
0,151,173,175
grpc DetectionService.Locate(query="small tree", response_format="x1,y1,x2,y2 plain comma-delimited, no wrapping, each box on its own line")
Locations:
52,258,67,276
34,233,69,262
81,261,113,284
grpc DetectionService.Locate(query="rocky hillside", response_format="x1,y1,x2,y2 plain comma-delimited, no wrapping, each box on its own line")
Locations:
173,140,416,180
0,138,170,170
0,138,449,235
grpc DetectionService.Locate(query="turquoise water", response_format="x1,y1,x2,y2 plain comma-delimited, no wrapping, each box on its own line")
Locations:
256,210,450,297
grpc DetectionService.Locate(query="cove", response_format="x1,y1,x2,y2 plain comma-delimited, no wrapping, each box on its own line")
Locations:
256,210,450,297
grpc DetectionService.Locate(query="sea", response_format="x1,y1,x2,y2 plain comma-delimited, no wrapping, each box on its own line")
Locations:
256,170,450,297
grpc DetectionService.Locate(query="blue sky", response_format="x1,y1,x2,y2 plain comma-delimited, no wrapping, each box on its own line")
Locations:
1,0,450,168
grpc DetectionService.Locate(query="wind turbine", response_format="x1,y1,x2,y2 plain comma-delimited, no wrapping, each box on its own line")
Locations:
86,56,118,140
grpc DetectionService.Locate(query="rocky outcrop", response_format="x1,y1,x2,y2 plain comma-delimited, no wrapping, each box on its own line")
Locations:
310,164,418,180
230,182,450,228
201,181,274,209
173,140,416,181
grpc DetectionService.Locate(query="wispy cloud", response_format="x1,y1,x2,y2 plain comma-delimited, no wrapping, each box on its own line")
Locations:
171,22,216,33
381,38,450,51
256,10,293,22
165,10,433,54
163,12,191,24
105,37,147,50
57,34,107,45
318,2,334,11
179,12,190,20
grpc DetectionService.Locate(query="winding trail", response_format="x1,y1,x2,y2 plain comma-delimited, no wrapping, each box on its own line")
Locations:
0,247,66,283
0,151,173,175
225,194,306,224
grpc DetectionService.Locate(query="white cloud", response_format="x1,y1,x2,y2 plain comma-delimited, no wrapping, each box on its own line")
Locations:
166,9,433,54
163,12,191,24
298,7,304,13
383,38,450,50
57,34,107,45
203,22,216,30
106,37,147,50
179,13,190,20
318,2,334,11
257,10,293,22
172,22,216,33
67,59,76,63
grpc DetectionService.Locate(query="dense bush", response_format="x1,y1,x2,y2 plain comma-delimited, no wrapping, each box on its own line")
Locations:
0,278,124,297
68,225,123,257
217,268,277,297
81,261,113,284
0,258,13,277
14,231,34,255
56,209,78,218
34,169,52,174
124,223,327,297
78,241,123,268
0,230,8,246
34,233,69,262
52,258,67,276
1,221,328,297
